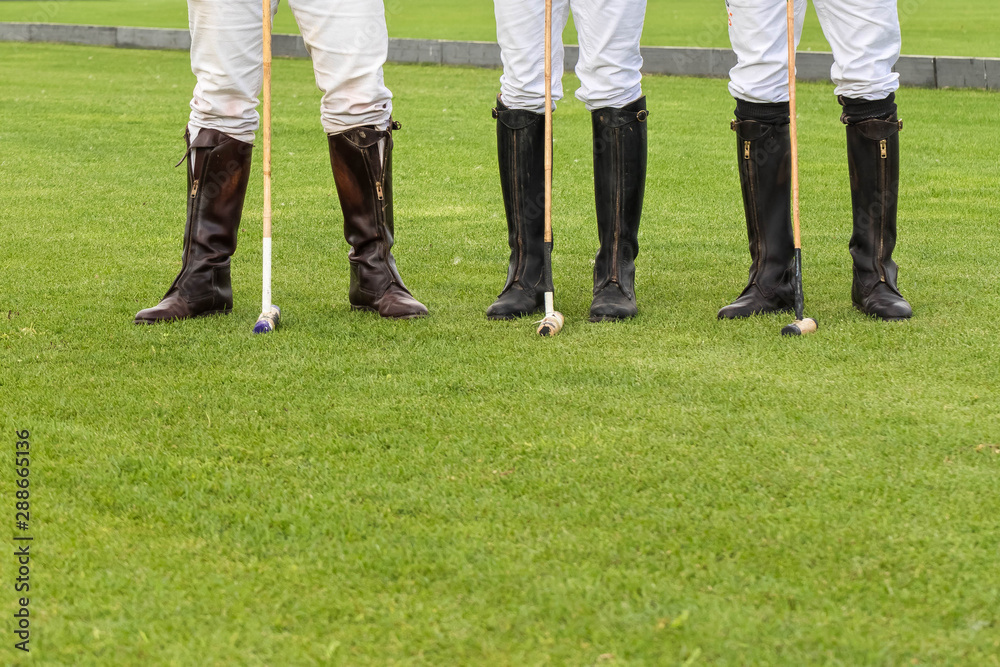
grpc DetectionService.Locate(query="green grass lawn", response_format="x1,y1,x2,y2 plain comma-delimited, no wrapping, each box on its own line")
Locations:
3,42,1000,665
1,0,999,57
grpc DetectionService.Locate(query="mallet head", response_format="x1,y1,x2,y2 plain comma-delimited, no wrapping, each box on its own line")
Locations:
253,305,281,334
537,311,564,337
781,317,818,337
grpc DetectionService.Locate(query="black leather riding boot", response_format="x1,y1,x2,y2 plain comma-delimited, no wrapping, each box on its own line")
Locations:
844,104,912,320
135,128,252,324
718,105,795,319
328,122,428,319
590,96,647,322
486,97,547,319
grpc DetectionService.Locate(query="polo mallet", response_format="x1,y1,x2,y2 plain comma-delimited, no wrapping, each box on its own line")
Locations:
780,0,817,337
253,0,281,334
536,0,564,337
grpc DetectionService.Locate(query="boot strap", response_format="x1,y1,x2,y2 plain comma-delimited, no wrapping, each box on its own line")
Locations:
174,128,231,167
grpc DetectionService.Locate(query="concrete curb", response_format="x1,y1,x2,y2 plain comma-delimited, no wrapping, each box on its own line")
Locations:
3,22,999,90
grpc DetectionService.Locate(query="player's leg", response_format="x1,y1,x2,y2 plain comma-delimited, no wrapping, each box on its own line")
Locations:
571,0,647,321
486,0,571,319
496,0,570,114
135,0,270,324
813,0,911,319
718,0,803,319
291,0,426,318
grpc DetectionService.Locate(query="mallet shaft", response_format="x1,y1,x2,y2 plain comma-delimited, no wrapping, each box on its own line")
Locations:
781,0,815,335
535,0,562,338
787,0,800,251
543,0,552,246
261,0,273,314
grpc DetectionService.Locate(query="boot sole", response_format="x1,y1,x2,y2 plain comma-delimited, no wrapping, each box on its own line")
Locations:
350,305,427,319
852,304,912,322
133,308,231,325
486,310,543,321
589,314,636,323
717,307,793,321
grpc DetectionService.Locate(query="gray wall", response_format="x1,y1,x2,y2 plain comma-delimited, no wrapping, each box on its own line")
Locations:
2,23,999,90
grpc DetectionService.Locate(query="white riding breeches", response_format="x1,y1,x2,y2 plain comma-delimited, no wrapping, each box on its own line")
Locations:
187,0,393,143
727,0,901,103
494,0,647,113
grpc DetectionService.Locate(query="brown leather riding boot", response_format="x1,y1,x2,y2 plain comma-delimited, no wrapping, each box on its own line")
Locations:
328,123,428,319
135,129,252,324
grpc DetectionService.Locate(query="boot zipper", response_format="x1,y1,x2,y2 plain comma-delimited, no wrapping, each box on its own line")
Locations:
353,136,389,273
375,137,387,207
175,158,201,291
878,139,887,282
744,138,761,285
511,133,523,283
375,138,392,264
612,132,621,284
363,142,385,245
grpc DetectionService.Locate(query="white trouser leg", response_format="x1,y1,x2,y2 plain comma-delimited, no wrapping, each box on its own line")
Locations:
570,0,646,110
727,0,900,104
188,0,277,143
188,0,392,143
288,0,392,133
727,0,806,104
494,0,571,113
812,0,900,100
494,0,645,113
